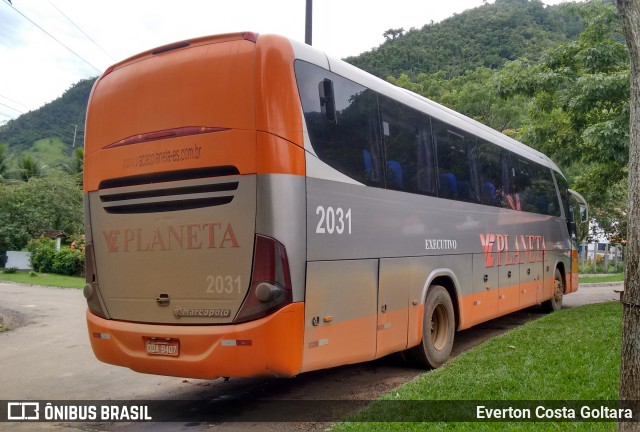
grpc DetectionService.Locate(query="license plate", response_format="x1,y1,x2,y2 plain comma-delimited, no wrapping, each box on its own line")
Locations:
144,337,179,357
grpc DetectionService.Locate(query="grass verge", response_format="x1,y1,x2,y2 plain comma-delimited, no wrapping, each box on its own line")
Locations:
0,270,84,289
335,302,621,431
579,273,624,284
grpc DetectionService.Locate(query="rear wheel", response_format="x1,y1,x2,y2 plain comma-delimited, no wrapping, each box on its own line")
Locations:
542,268,564,312
404,285,455,369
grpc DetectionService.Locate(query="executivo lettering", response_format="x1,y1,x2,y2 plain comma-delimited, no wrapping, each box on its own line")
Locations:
101,222,239,253
425,239,457,250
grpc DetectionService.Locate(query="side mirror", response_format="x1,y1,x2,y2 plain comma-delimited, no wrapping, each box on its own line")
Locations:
318,79,337,124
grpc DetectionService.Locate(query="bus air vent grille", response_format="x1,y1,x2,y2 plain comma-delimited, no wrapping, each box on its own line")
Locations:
98,180,239,214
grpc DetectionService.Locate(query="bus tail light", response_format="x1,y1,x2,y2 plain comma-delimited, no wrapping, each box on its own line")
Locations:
234,235,292,323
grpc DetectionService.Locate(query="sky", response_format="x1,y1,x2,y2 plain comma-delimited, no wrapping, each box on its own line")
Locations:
0,0,573,125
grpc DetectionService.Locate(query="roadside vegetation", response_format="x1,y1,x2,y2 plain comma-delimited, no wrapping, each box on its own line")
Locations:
334,302,620,431
0,270,83,289
580,273,625,284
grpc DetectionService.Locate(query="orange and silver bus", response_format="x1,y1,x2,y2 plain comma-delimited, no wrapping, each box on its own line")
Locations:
83,32,588,378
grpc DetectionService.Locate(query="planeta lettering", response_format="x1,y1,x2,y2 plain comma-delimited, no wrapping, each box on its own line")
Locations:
101,222,239,252
479,233,545,268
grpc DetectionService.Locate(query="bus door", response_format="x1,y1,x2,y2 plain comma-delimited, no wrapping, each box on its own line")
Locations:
520,252,542,308
498,260,520,316
471,254,498,326
302,260,378,372
376,258,410,358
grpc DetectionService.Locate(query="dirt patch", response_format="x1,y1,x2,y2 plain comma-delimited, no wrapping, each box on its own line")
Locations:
0,306,28,331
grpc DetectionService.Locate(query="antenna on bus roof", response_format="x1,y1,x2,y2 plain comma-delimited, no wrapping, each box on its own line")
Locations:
305,0,312,45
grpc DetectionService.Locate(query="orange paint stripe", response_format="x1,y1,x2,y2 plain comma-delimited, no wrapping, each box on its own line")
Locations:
301,314,377,373
86,302,304,379
459,276,555,330
375,308,408,359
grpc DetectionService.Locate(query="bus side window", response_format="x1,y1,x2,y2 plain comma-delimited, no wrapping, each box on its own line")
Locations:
433,119,479,203
553,172,571,220
510,157,561,216
416,124,436,196
512,157,534,213
477,140,506,208
295,61,383,187
378,96,435,194
532,165,561,217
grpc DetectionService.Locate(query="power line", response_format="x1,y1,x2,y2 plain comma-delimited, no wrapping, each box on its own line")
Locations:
0,102,24,114
3,1,102,74
48,1,116,63
0,94,30,110
0,93,87,134
0,106,81,142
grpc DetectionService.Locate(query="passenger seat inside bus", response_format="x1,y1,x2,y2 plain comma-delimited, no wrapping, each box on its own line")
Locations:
482,181,497,205
386,160,403,189
439,172,457,199
362,150,404,189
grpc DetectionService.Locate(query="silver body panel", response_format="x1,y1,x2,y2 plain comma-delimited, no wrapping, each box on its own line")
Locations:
89,175,256,324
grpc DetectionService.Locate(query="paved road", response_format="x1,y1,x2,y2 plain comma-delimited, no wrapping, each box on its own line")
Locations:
0,281,621,431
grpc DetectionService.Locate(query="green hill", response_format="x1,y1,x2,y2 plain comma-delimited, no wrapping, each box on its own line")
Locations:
0,78,95,164
345,0,584,79
0,0,586,165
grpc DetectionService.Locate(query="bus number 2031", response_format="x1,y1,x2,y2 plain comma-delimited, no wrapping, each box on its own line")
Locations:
315,206,352,235
206,275,242,295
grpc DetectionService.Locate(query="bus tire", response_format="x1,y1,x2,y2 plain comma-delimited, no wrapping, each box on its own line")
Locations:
542,268,564,312
405,285,455,369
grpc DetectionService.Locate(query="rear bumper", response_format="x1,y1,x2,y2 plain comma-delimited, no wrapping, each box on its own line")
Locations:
86,302,304,379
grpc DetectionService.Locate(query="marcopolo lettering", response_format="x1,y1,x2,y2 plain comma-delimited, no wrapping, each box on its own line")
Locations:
173,306,231,319
101,222,239,253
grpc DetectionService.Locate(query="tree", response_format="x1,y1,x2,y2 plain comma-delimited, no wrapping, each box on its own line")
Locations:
388,67,529,133
347,0,578,79
0,144,7,181
613,0,640,425
61,147,84,187
0,172,83,254
383,28,405,41
496,0,630,241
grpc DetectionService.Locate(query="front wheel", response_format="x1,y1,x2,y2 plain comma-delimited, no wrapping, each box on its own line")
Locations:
404,285,455,369
542,268,564,312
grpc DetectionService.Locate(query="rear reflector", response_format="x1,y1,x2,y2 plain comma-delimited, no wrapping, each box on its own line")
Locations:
105,126,229,149
242,32,259,42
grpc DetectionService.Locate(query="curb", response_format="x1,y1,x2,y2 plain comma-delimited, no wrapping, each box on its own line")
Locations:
578,281,623,288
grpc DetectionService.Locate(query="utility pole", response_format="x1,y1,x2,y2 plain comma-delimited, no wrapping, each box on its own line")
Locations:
305,0,312,45
72,124,78,148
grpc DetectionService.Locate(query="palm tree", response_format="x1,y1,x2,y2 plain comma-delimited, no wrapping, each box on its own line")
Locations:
16,154,44,182
62,147,83,186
